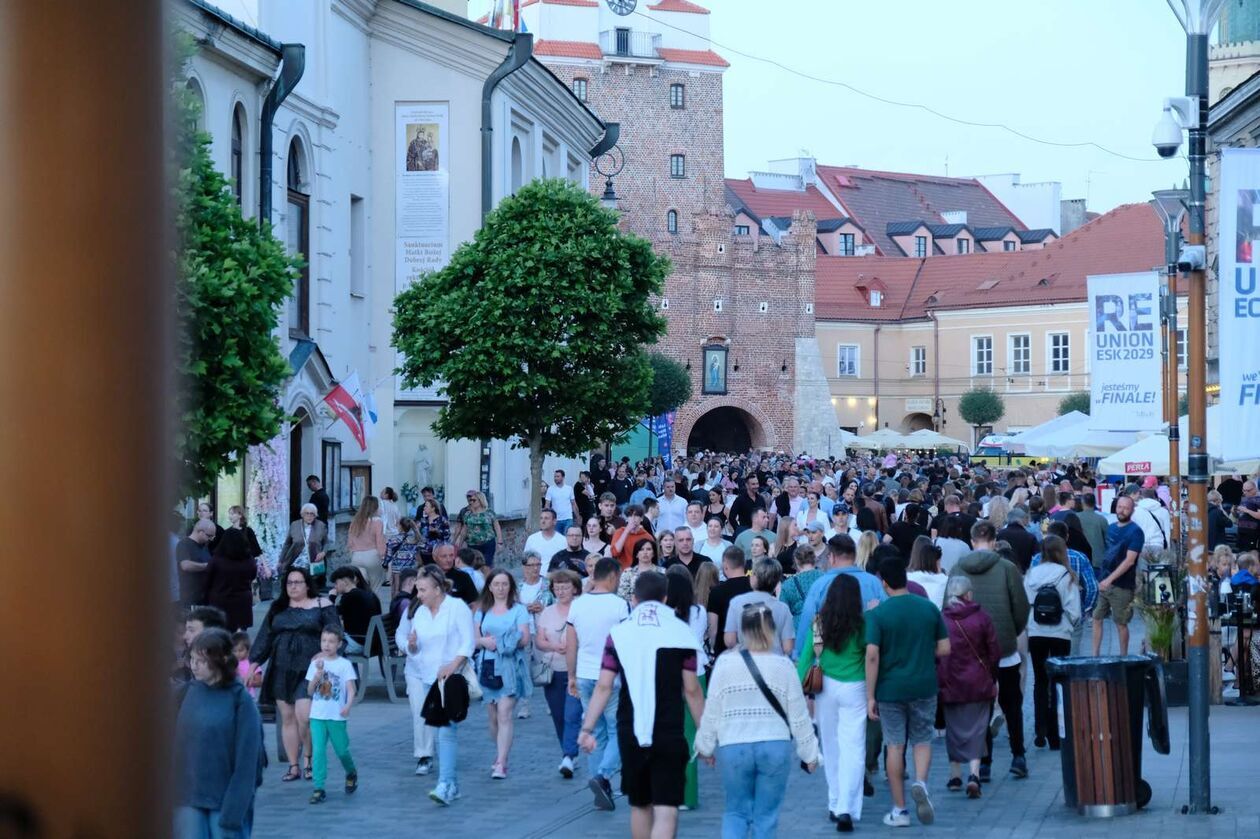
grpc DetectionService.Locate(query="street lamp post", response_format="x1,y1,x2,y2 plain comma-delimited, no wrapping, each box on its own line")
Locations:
1158,0,1226,815
1152,187,1189,562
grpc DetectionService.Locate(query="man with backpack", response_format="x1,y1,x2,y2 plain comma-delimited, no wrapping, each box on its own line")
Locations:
948,520,1031,780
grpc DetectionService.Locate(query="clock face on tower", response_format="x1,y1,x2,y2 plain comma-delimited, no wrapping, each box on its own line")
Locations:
606,0,636,15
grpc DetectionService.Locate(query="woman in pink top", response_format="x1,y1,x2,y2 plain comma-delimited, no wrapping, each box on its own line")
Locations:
348,496,387,593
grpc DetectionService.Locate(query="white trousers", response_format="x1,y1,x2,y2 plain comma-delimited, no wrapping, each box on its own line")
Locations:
815,676,867,820
405,674,436,759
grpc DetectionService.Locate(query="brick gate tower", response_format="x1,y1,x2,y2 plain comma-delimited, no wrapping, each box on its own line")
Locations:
512,0,839,456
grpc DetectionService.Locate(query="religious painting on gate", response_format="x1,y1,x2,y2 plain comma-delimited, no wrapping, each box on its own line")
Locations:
702,346,727,395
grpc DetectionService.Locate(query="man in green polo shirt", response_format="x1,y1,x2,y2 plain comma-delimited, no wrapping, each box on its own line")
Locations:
865,556,950,828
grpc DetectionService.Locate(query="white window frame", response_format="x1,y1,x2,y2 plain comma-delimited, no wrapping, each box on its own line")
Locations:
910,345,926,377
838,232,855,256
971,335,994,376
1007,333,1031,375
869,289,882,307
1176,327,1187,370
837,344,860,378
1047,331,1071,375
957,238,970,254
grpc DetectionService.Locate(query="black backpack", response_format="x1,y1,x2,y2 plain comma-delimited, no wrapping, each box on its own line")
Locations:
1032,570,1068,625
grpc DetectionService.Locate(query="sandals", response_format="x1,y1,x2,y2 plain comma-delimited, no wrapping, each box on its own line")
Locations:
282,764,302,782
303,759,313,781
345,772,358,795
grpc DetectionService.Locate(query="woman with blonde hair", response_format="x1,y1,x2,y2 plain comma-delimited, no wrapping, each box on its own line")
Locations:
693,559,720,612
1009,487,1030,510
461,491,502,567
347,495,387,592
987,496,1009,531
855,530,879,571
696,603,819,836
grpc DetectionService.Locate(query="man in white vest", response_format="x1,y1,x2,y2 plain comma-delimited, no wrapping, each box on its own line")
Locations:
578,572,706,839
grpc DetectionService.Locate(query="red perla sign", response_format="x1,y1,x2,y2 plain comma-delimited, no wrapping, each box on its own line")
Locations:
1125,461,1152,473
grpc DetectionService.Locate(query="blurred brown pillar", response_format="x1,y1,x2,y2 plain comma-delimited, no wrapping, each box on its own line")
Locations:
0,2,170,837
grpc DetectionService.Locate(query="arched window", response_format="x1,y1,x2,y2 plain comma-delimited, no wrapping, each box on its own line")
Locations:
230,105,245,208
667,209,678,234
185,77,205,130
510,136,524,193
286,138,310,336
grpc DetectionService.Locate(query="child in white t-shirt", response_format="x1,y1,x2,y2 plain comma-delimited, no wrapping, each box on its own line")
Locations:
305,627,358,804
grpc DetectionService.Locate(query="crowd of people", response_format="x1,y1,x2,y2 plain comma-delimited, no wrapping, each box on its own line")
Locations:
167,454,1260,838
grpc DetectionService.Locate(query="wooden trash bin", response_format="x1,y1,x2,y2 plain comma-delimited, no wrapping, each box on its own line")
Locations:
1046,655,1170,817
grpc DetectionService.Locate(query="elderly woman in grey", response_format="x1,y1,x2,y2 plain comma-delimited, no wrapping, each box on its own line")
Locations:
280,503,330,584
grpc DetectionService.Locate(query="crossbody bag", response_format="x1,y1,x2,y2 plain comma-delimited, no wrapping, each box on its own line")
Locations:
740,648,791,733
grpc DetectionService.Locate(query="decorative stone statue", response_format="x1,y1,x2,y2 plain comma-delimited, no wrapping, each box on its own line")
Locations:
413,443,432,489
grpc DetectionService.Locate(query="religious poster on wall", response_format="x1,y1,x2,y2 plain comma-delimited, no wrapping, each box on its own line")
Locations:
396,102,450,401
1087,271,1163,432
1217,148,1260,462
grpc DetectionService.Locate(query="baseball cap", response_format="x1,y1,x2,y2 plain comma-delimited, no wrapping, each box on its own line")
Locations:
1142,475,1158,489
833,501,852,515
805,521,827,533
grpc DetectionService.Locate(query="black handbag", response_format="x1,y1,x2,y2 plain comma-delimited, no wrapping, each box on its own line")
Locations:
477,613,504,689
478,657,503,690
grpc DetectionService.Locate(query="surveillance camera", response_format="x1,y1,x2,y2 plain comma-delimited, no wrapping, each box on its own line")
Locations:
1177,244,1206,272
1152,108,1184,158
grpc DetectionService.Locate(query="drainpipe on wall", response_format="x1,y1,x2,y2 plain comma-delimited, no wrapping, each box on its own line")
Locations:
259,44,306,225
478,34,532,501
873,325,881,428
930,311,941,429
481,33,533,222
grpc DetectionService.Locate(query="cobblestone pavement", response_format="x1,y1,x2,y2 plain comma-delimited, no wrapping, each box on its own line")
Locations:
250,613,1259,838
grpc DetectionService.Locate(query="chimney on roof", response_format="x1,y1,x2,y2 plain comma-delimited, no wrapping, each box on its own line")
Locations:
941,210,968,225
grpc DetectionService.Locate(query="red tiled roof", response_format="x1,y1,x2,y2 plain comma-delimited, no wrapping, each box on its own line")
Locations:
814,203,1163,322
476,13,489,23
649,0,711,13
725,179,846,226
533,39,604,59
815,164,1026,257
522,0,599,6
656,47,729,67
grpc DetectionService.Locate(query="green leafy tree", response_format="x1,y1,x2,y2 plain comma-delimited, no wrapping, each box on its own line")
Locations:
173,41,297,500
1058,391,1091,416
393,179,670,530
647,353,692,417
958,387,1005,447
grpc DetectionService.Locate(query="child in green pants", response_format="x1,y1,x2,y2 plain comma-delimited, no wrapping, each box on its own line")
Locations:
305,627,359,803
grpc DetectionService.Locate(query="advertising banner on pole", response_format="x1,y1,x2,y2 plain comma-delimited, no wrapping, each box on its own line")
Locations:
1087,271,1163,432
1217,148,1260,462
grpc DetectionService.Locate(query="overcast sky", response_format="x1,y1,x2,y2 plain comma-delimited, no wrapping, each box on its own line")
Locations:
223,0,1197,213
712,0,1191,213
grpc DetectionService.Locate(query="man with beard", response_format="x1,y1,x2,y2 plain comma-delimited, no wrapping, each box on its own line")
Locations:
1093,495,1144,656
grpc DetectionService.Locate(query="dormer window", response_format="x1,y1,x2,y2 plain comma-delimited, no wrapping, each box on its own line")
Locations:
839,233,855,256
957,239,970,254
1003,240,1017,252
869,290,882,307
914,236,927,258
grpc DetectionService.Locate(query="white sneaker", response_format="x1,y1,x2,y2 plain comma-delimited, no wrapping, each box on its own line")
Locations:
559,755,575,779
446,783,461,802
882,808,911,828
910,781,935,825
415,757,433,776
428,783,452,806
517,701,531,719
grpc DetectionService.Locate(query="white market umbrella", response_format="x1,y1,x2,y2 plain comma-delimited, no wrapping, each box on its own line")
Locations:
857,427,913,450
1009,410,1089,454
906,428,972,453
1098,405,1238,475
1022,412,1138,459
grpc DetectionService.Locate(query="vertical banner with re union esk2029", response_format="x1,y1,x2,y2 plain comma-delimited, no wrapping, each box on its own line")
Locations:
1087,271,1163,432
1218,148,1260,463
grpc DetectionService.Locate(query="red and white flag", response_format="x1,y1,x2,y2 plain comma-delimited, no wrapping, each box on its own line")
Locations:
323,371,372,451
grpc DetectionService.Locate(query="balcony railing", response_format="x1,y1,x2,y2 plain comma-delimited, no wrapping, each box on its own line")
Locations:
599,29,662,61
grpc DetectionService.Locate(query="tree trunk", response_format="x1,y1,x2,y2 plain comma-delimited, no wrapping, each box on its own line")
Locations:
528,433,544,534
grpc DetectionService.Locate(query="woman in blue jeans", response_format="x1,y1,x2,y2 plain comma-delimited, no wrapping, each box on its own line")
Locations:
696,604,819,838
534,569,585,777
